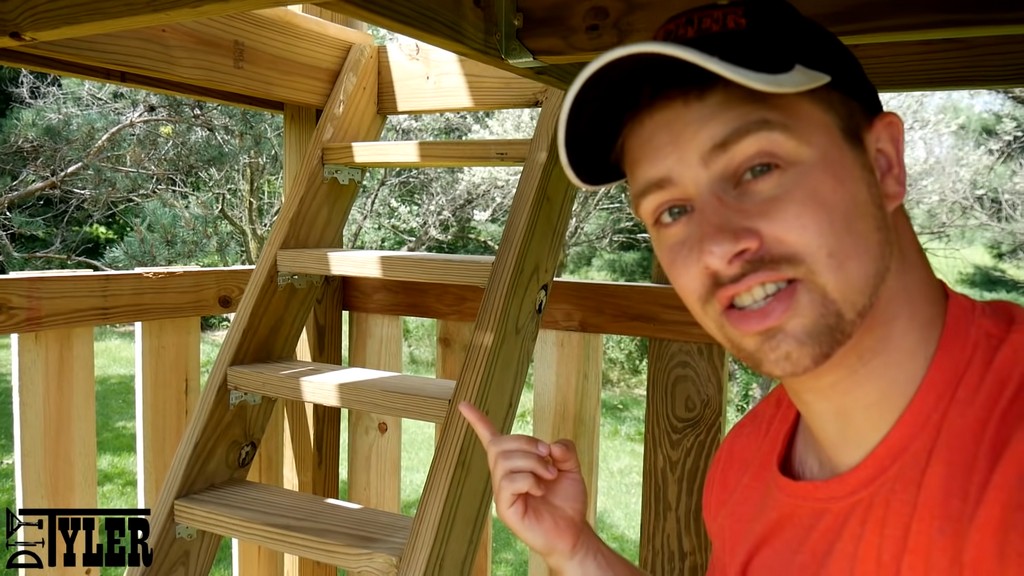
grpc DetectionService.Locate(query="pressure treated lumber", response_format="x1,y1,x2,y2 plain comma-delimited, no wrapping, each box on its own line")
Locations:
135,317,201,509
2,37,549,114
318,0,1024,88
639,266,727,576
380,42,547,114
11,327,97,576
0,0,297,47
174,479,410,575
853,35,1024,91
279,249,494,286
399,89,578,575
529,329,602,576
508,0,1024,63
0,266,248,335
342,277,714,343
228,360,454,423
435,320,492,576
126,42,385,575
323,139,532,167
12,8,369,109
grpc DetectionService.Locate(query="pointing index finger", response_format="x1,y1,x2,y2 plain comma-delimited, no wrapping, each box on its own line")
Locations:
458,401,498,445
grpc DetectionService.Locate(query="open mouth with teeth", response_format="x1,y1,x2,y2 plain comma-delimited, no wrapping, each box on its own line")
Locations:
731,280,791,311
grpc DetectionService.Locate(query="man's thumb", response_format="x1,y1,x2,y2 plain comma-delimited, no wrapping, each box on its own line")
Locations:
549,439,581,472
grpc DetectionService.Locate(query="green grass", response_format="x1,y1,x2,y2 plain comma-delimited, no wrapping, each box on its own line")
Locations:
0,317,649,575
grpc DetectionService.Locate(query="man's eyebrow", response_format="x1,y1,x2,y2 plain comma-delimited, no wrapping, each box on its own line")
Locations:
702,117,793,166
628,175,675,215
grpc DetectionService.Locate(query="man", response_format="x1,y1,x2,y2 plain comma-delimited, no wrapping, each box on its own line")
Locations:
460,0,1024,574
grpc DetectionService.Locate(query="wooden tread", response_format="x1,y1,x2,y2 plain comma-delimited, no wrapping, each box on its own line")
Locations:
323,139,531,167
278,249,494,286
174,479,410,575
228,360,454,423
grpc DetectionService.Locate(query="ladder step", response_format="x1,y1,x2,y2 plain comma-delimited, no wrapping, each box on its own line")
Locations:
278,249,494,286
175,479,409,575
228,360,454,423
323,139,531,167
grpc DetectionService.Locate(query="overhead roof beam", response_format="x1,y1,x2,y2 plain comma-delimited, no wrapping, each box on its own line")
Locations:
316,0,1024,88
0,0,300,48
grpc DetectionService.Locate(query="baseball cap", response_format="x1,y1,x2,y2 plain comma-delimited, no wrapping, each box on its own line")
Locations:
556,0,882,190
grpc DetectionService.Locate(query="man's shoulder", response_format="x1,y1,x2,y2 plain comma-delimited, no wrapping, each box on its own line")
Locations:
704,386,792,514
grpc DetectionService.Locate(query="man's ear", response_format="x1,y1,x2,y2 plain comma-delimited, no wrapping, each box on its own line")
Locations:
865,111,907,212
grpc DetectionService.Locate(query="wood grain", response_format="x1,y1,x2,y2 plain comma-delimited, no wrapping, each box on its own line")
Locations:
323,139,532,167
342,277,714,343
126,41,385,576
348,312,404,576
0,0,296,47
279,249,495,286
435,320,491,576
639,267,726,576
379,42,546,114
529,329,602,576
0,266,249,335
11,327,97,576
399,89,578,575
12,8,369,109
510,0,1024,61
174,479,410,574
228,360,454,423
135,318,201,509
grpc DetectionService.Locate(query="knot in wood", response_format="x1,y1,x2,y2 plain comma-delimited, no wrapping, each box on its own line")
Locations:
377,421,389,434
237,441,258,468
218,295,233,309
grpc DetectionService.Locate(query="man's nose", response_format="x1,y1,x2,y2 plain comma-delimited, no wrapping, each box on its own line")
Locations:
697,210,762,275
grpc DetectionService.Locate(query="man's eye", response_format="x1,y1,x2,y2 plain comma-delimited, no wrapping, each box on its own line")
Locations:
741,163,777,182
656,204,692,225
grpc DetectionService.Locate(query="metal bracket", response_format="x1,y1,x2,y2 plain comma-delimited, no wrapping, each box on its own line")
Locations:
229,390,263,409
175,525,197,540
324,164,363,185
277,272,323,290
493,0,545,68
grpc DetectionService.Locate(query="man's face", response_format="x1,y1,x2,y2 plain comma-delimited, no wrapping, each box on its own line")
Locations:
621,88,896,379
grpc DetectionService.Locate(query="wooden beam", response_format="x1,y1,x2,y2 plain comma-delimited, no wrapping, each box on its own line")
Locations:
854,35,1024,91
342,277,714,343
278,249,495,285
323,140,532,167
2,28,547,114
0,48,286,111
12,326,97,576
639,266,726,576
399,89,578,575
11,8,369,109
319,0,1024,90
127,41,385,575
0,0,298,48
0,266,249,335
135,317,201,509
529,329,601,576
379,42,546,114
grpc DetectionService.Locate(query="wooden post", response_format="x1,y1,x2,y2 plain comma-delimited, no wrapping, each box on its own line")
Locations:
639,266,727,576
348,312,403,575
12,325,96,576
528,329,602,576
436,319,490,576
135,316,201,509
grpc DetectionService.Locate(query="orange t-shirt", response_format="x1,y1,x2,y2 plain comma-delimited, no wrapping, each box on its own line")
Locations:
704,288,1024,575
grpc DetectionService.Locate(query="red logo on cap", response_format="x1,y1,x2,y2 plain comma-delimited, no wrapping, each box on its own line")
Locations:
654,6,747,42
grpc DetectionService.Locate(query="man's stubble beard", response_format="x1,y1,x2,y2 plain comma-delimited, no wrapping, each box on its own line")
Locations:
724,182,894,380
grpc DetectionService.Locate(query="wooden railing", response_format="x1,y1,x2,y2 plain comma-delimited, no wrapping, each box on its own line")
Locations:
0,265,724,576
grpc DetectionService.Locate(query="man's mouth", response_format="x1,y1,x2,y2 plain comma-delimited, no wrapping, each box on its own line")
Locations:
730,280,791,311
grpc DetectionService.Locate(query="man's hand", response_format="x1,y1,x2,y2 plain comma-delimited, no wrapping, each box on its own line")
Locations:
459,401,590,569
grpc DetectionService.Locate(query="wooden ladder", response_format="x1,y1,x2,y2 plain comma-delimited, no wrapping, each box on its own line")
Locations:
129,40,578,576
